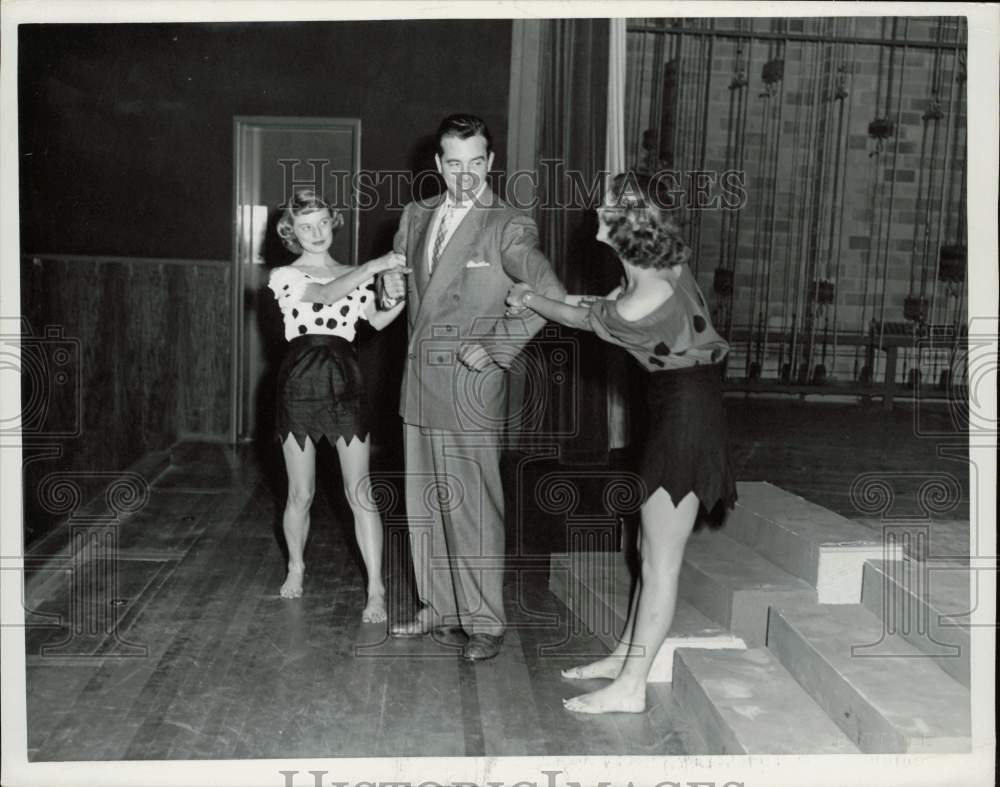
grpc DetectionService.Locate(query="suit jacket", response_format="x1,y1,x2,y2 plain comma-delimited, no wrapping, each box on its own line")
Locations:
392,187,565,432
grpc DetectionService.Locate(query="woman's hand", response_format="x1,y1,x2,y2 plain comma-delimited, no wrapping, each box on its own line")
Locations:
365,251,407,276
506,282,535,315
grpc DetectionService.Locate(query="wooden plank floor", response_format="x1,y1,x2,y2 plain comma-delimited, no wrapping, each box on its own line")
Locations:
23,397,968,760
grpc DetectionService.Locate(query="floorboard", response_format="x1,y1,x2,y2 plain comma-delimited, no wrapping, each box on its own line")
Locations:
21,399,968,760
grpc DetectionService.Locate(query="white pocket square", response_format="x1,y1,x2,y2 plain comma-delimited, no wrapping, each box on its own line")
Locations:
465,260,491,268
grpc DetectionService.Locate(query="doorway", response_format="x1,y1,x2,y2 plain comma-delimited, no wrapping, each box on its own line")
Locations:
231,116,361,442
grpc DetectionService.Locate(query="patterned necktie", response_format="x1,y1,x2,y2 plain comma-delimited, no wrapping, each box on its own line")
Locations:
430,204,452,274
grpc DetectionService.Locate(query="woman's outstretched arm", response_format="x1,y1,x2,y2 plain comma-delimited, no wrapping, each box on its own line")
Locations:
301,252,406,304
507,283,593,332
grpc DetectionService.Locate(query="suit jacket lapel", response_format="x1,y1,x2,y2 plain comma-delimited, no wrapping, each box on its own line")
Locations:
416,188,499,326
410,195,443,304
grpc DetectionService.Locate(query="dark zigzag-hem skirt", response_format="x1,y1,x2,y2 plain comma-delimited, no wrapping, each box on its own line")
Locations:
275,334,369,450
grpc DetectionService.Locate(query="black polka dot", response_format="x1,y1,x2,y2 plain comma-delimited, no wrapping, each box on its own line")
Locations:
315,318,324,326
346,294,353,300
326,319,337,328
298,325,307,335
648,356,665,368
654,342,671,356
341,321,348,327
282,284,289,291
359,295,367,303
340,305,350,317
312,303,323,312
693,315,707,333
292,309,298,318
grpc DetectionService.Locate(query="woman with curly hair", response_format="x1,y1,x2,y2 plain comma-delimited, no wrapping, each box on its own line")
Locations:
267,189,408,622
507,172,737,713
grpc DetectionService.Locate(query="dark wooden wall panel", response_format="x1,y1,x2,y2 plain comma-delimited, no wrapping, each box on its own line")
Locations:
20,255,230,544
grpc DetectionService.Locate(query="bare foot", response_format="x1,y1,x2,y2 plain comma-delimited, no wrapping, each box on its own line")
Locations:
361,592,387,624
561,653,627,680
562,680,646,714
279,566,304,599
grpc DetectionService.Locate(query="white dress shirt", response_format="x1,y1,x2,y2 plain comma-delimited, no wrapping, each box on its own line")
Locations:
425,182,487,274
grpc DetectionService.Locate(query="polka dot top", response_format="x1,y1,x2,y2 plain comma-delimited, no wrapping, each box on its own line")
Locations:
268,264,376,343
587,264,729,372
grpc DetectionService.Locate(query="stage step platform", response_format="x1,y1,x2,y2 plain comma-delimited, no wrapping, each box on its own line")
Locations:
725,482,902,603
767,600,970,753
680,530,816,647
548,480,972,754
860,558,971,688
672,647,860,754
548,550,745,683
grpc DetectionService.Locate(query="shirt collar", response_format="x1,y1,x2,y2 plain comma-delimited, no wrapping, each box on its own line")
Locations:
444,181,488,210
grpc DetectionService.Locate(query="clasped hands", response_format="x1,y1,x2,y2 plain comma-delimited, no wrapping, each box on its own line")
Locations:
504,283,612,317
505,282,535,316
371,252,410,299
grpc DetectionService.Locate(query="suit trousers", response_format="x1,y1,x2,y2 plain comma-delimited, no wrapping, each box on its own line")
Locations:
403,424,506,636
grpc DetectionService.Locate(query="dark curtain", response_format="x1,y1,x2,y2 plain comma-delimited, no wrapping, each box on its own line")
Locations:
531,18,624,459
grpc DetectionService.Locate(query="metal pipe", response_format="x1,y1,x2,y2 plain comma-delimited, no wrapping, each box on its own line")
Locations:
909,111,931,295
876,19,909,362
930,45,961,329
727,23,753,336
650,30,665,173
790,34,822,377
625,23,966,51
821,45,848,377
745,52,774,378
718,42,739,272
805,28,837,381
745,85,771,377
831,24,858,378
777,39,807,379
761,35,787,371
693,21,715,269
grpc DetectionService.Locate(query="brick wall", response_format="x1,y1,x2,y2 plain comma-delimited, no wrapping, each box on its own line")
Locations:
624,17,968,382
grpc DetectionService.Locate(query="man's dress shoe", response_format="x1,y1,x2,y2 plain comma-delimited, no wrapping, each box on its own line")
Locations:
462,633,503,661
389,611,467,645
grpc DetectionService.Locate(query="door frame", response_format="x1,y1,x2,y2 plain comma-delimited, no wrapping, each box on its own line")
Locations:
230,115,361,443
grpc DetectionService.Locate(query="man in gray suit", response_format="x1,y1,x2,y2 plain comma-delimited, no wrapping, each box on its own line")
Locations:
384,114,565,660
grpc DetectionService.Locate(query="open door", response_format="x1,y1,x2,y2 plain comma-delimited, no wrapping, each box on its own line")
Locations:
231,116,361,442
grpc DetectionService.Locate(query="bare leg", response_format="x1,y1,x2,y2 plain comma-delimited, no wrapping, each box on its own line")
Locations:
564,489,699,713
280,434,316,599
336,435,386,623
562,529,643,680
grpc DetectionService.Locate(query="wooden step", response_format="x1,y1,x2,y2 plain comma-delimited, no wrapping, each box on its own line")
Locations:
861,558,971,688
767,600,971,753
672,647,860,754
549,552,745,682
855,518,970,563
728,481,901,603
680,530,816,646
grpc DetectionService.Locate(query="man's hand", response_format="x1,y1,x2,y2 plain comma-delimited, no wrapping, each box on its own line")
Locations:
381,267,409,299
366,251,408,276
458,343,493,372
505,282,534,316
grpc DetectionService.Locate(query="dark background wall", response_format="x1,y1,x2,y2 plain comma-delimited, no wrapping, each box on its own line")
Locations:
18,20,513,261
18,20,513,545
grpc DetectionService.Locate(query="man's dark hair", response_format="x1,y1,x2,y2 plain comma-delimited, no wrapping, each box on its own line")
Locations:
435,113,493,157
